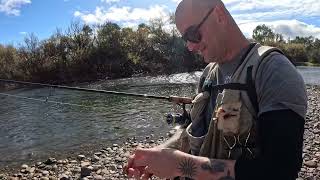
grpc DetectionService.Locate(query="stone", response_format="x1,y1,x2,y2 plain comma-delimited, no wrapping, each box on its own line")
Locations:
81,161,91,167
81,166,93,177
93,175,103,180
42,171,49,176
21,164,28,169
92,164,102,171
44,158,57,165
48,176,57,180
94,152,102,156
29,167,35,173
304,160,318,168
113,144,118,147
59,174,69,180
92,155,100,162
115,157,123,162
109,164,117,171
78,155,86,160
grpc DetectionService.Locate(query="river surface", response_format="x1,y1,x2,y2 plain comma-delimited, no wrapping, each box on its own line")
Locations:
0,66,319,169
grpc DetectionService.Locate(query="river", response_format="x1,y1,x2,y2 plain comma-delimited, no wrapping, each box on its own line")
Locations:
0,66,319,169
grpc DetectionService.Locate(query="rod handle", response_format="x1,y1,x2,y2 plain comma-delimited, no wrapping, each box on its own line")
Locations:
169,96,193,104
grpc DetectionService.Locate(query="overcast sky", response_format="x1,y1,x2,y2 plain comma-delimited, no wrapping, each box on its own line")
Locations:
1,0,320,45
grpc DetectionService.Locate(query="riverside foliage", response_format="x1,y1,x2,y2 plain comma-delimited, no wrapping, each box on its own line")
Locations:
0,22,319,83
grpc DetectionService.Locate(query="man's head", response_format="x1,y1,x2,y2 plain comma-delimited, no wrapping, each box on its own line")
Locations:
175,0,248,63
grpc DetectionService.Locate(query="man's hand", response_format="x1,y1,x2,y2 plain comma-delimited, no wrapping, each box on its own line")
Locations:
124,147,182,179
124,147,236,180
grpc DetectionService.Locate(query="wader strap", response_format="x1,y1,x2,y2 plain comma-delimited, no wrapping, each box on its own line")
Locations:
246,66,259,113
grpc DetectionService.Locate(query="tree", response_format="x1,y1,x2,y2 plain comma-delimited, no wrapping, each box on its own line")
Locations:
252,24,275,44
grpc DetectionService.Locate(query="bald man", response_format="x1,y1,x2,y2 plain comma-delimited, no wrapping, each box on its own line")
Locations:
124,0,307,179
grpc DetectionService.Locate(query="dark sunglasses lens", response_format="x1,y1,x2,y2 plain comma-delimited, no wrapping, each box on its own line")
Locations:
183,26,201,43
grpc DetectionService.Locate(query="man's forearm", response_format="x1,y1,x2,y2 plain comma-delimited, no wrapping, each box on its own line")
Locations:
174,151,236,180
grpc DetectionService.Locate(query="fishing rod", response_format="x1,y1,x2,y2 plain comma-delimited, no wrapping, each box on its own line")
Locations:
0,79,193,104
0,79,193,126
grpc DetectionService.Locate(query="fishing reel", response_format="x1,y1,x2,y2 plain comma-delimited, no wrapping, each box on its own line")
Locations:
165,103,191,128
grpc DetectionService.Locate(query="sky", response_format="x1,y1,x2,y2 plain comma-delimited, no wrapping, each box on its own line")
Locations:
1,0,320,46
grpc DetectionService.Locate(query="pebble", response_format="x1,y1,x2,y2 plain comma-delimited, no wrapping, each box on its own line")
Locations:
42,171,49,176
78,155,85,160
305,161,318,168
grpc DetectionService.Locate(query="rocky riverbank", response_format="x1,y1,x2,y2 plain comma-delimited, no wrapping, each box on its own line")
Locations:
0,85,320,180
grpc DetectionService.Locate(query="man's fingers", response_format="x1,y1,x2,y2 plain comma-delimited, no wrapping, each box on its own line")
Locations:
127,154,135,168
141,172,153,180
132,148,153,167
141,166,153,180
127,168,135,178
133,168,141,179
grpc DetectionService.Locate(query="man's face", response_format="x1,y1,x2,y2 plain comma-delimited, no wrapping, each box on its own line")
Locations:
175,3,223,63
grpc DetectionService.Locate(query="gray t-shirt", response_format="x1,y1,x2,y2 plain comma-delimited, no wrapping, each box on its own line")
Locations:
191,45,308,137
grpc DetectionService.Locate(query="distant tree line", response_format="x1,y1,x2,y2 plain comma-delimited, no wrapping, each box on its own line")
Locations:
0,22,319,84
252,24,320,65
0,19,204,84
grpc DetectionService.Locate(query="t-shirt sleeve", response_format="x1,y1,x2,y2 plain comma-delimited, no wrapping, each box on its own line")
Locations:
255,53,308,118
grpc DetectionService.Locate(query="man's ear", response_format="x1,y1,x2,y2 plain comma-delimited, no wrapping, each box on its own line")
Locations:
215,4,227,25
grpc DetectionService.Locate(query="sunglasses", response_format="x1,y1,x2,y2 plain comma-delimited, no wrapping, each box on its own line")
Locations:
182,7,215,43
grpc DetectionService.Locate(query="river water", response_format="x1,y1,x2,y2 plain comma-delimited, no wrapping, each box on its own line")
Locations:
0,67,319,169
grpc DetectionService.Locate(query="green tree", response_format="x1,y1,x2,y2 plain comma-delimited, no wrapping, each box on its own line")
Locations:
252,24,275,44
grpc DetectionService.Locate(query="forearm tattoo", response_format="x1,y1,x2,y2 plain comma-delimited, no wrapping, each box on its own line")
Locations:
201,160,235,180
218,170,235,180
201,159,226,174
178,158,197,178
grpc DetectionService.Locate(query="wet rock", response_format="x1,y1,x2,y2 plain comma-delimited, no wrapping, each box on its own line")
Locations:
81,166,93,177
44,158,57,165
